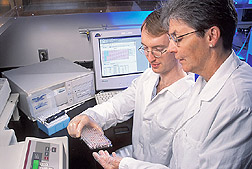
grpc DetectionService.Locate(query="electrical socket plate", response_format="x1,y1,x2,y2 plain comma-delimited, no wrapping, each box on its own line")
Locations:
38,49,49,62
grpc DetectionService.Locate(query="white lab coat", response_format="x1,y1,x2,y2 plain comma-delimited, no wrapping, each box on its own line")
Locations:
169,51,252,169
83,68,195,168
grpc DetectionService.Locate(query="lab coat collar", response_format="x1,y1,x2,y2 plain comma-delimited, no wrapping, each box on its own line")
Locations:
165,73,195,99
177,51,241,129
143,71,159,104
198,50,241,102
152,72,194,101
143,71,194,104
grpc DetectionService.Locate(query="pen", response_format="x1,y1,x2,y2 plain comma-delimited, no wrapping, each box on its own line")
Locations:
46,110,65,123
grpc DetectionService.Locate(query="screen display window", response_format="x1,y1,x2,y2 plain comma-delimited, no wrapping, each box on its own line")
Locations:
99,35,148,77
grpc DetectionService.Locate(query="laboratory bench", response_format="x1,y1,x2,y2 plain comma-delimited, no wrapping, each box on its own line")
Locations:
8,98,133,169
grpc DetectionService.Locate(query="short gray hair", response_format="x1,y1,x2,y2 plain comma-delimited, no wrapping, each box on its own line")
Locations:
161,0,237,50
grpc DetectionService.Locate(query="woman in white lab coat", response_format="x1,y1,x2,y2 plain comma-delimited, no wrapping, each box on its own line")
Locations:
159,0,252,168
67,9,195,169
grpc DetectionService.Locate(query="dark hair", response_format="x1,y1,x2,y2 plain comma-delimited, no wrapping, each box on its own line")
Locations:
141,9,168,37
161,0,238,50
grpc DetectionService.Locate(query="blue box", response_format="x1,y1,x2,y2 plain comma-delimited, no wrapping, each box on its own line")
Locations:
37,114,70,136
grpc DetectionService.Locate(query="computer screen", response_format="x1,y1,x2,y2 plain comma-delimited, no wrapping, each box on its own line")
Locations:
91,28,149,91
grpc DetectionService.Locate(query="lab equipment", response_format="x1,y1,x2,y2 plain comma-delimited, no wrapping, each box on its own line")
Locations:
80,126,112,149
18,136,68,169
0,78,11,116
2,57,95,135
91,28,149,91
37,112,70,136
0,93,19,130
46,110,66,123
0,136,68,169
0,78,19,130
21,140,61,169
95,90,122,104
0,129,17,146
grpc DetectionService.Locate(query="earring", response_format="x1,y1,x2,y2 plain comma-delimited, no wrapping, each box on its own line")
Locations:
210,44,213,48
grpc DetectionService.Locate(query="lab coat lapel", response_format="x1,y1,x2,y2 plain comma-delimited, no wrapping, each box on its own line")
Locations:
143,73,159,107
200,51,241,101
176,51,241,130
177,77,203,129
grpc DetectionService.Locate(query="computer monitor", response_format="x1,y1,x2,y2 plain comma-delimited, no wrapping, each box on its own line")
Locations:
91,28,149,91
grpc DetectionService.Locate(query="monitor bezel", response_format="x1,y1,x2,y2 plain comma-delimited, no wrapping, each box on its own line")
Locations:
91,28,148,91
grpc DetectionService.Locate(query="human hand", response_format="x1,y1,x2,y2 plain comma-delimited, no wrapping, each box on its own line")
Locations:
67,114,103,138
93,150,122,169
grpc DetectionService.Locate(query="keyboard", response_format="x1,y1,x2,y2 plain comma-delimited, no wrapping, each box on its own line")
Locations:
95,90,122,104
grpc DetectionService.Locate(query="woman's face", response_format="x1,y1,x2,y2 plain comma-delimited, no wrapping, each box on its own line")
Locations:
167,19,210,75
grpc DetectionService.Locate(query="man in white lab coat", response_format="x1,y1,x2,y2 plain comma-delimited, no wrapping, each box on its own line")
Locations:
159,0,252,168
67,10,195,168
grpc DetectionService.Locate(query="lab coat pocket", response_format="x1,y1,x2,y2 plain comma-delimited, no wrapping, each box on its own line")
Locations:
149,117,174,165
178,128,201,169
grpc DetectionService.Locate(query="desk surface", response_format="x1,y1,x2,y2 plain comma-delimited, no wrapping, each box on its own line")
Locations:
8,98,132,169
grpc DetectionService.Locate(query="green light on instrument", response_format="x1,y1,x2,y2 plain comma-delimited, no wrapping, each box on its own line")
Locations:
32,159,39,169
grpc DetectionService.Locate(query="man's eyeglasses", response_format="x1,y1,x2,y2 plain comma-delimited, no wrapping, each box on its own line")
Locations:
168,30,199,46
138,46,167,58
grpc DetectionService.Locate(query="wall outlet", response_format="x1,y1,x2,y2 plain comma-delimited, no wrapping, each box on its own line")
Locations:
38,49,49,62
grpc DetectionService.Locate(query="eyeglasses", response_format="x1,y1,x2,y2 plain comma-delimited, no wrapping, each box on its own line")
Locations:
168,30,199,46
138,46,167,58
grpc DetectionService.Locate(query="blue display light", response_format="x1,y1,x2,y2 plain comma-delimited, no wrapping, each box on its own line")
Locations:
234,0,248,5
106,11,152,28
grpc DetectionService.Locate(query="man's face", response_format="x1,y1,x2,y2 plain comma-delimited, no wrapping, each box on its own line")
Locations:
167,19,210,75
141,27,178,76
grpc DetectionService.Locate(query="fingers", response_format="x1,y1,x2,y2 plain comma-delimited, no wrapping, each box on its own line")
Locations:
92,150,121,169
93,150,110,161
112,152,117,157
92,150,109,167
76,119,86,138
67,114,104,138
98,150,110,157
92,152,100,161
88,117,104,134
104,150,110,156
67,114,87,138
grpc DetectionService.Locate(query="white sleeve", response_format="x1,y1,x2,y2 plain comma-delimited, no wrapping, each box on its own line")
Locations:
119,157,170,169
82,78,138,130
